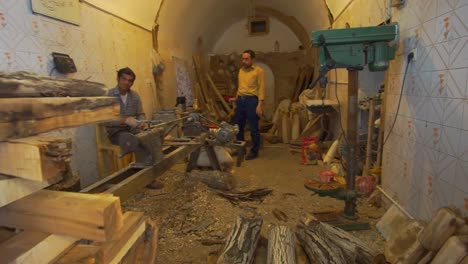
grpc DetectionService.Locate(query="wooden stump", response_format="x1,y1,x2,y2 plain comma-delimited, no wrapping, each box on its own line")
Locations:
217,215,263,264
297,214,378,264
418,207,462,251
267,225,296,264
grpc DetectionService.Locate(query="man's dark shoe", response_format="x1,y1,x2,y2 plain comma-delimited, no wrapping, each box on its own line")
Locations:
245,152,258,160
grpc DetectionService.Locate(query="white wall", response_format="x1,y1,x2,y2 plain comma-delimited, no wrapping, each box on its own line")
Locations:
212,17,302,54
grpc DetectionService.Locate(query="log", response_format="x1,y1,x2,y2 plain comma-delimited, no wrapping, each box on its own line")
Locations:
0,136,72,181
267,225,296,264
297,214,378,264
217,215,263,264
377,205,409,240
0,231,77,264
187,170,235,191
0,190,123,242
0,97,119,141
418,207,460,251
431,236,468,264
0,174,60,207
0,71,106,97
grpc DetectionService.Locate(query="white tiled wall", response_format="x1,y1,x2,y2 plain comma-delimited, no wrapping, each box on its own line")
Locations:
0,0,155,187
384,0,468,219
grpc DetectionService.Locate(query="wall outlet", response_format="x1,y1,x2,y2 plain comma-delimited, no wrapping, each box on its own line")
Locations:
410,48,417,62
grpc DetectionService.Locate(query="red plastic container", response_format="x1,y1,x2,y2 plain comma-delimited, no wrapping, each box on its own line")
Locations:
319,170,335,183
355,176,376,197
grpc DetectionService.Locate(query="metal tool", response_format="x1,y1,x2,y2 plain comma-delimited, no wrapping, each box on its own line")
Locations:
306,23,399,219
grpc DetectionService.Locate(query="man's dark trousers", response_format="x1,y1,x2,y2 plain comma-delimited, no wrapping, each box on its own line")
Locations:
235,96,260,154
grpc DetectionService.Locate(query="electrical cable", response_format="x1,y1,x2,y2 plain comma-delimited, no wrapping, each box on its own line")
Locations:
383,52,414,146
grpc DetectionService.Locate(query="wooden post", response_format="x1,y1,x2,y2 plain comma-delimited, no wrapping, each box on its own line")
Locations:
363,99,375,176
344,70,359,219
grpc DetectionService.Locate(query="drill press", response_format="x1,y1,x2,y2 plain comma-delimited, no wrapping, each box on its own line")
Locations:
307,23,399,219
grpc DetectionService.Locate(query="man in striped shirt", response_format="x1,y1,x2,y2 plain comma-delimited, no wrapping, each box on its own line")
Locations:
105,67,146,145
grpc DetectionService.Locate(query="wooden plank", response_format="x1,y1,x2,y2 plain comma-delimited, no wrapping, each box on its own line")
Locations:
57,212,146,264
0,97,119,141
0,190,123,242
0,71,106,98
54,244,102,264
0,231,77,264
0,175,60,207
206,74,232,112
0,136,71,181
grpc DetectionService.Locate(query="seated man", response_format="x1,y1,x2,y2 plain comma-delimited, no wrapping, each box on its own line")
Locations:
105,67,152,165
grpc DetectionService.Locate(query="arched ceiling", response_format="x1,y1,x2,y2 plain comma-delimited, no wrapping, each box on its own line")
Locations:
156,0,330,56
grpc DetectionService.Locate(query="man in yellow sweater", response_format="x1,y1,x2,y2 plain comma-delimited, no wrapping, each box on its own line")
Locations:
233,50,265,160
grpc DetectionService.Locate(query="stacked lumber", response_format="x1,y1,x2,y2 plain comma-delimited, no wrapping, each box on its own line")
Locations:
378,206,467,263
0,72,148,263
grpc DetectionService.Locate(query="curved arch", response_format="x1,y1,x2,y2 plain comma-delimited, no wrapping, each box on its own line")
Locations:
255,6,310,49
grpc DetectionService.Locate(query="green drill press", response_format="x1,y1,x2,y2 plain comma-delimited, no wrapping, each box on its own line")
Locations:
307,23,399,219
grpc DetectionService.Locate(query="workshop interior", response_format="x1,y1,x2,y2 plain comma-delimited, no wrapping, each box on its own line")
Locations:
0,0,467,263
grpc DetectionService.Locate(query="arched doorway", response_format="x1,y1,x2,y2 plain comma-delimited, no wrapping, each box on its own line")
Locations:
255,62,275,120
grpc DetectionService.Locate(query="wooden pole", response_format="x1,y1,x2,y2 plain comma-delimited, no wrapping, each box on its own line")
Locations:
344,70,359,219
363,99,375,176
376,72,390,167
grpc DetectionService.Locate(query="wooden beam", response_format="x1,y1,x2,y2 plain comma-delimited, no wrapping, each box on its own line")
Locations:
0,190,123,242
0,175,60,207
82,144,200,202
0,97,119,141
0,71,106,98
0,136,71,181
0,231,77,264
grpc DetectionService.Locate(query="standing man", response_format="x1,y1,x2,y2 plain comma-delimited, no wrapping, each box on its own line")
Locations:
233,50,265,160
105,67,152,165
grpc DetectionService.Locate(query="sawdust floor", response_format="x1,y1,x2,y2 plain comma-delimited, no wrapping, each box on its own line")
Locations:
122,142,386,264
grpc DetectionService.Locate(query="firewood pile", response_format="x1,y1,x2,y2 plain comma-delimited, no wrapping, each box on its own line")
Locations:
211,213,383,264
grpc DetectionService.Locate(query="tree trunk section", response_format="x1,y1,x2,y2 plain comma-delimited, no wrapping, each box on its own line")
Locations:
297,214,378,264
217,215,263,264
0,71,106,97
267,225,296,264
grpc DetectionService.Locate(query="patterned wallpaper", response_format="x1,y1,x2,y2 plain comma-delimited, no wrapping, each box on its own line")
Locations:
334,0,468,219
0,0,155,186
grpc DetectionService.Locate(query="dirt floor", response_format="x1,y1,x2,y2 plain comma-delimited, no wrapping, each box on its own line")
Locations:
122,142,386,264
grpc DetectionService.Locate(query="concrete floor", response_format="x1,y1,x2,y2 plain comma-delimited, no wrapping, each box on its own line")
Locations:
122,142,385,263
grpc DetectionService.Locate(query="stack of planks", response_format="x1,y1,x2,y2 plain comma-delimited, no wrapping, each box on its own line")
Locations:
377,205,468,263
192,56,233,121
0,72,158,263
